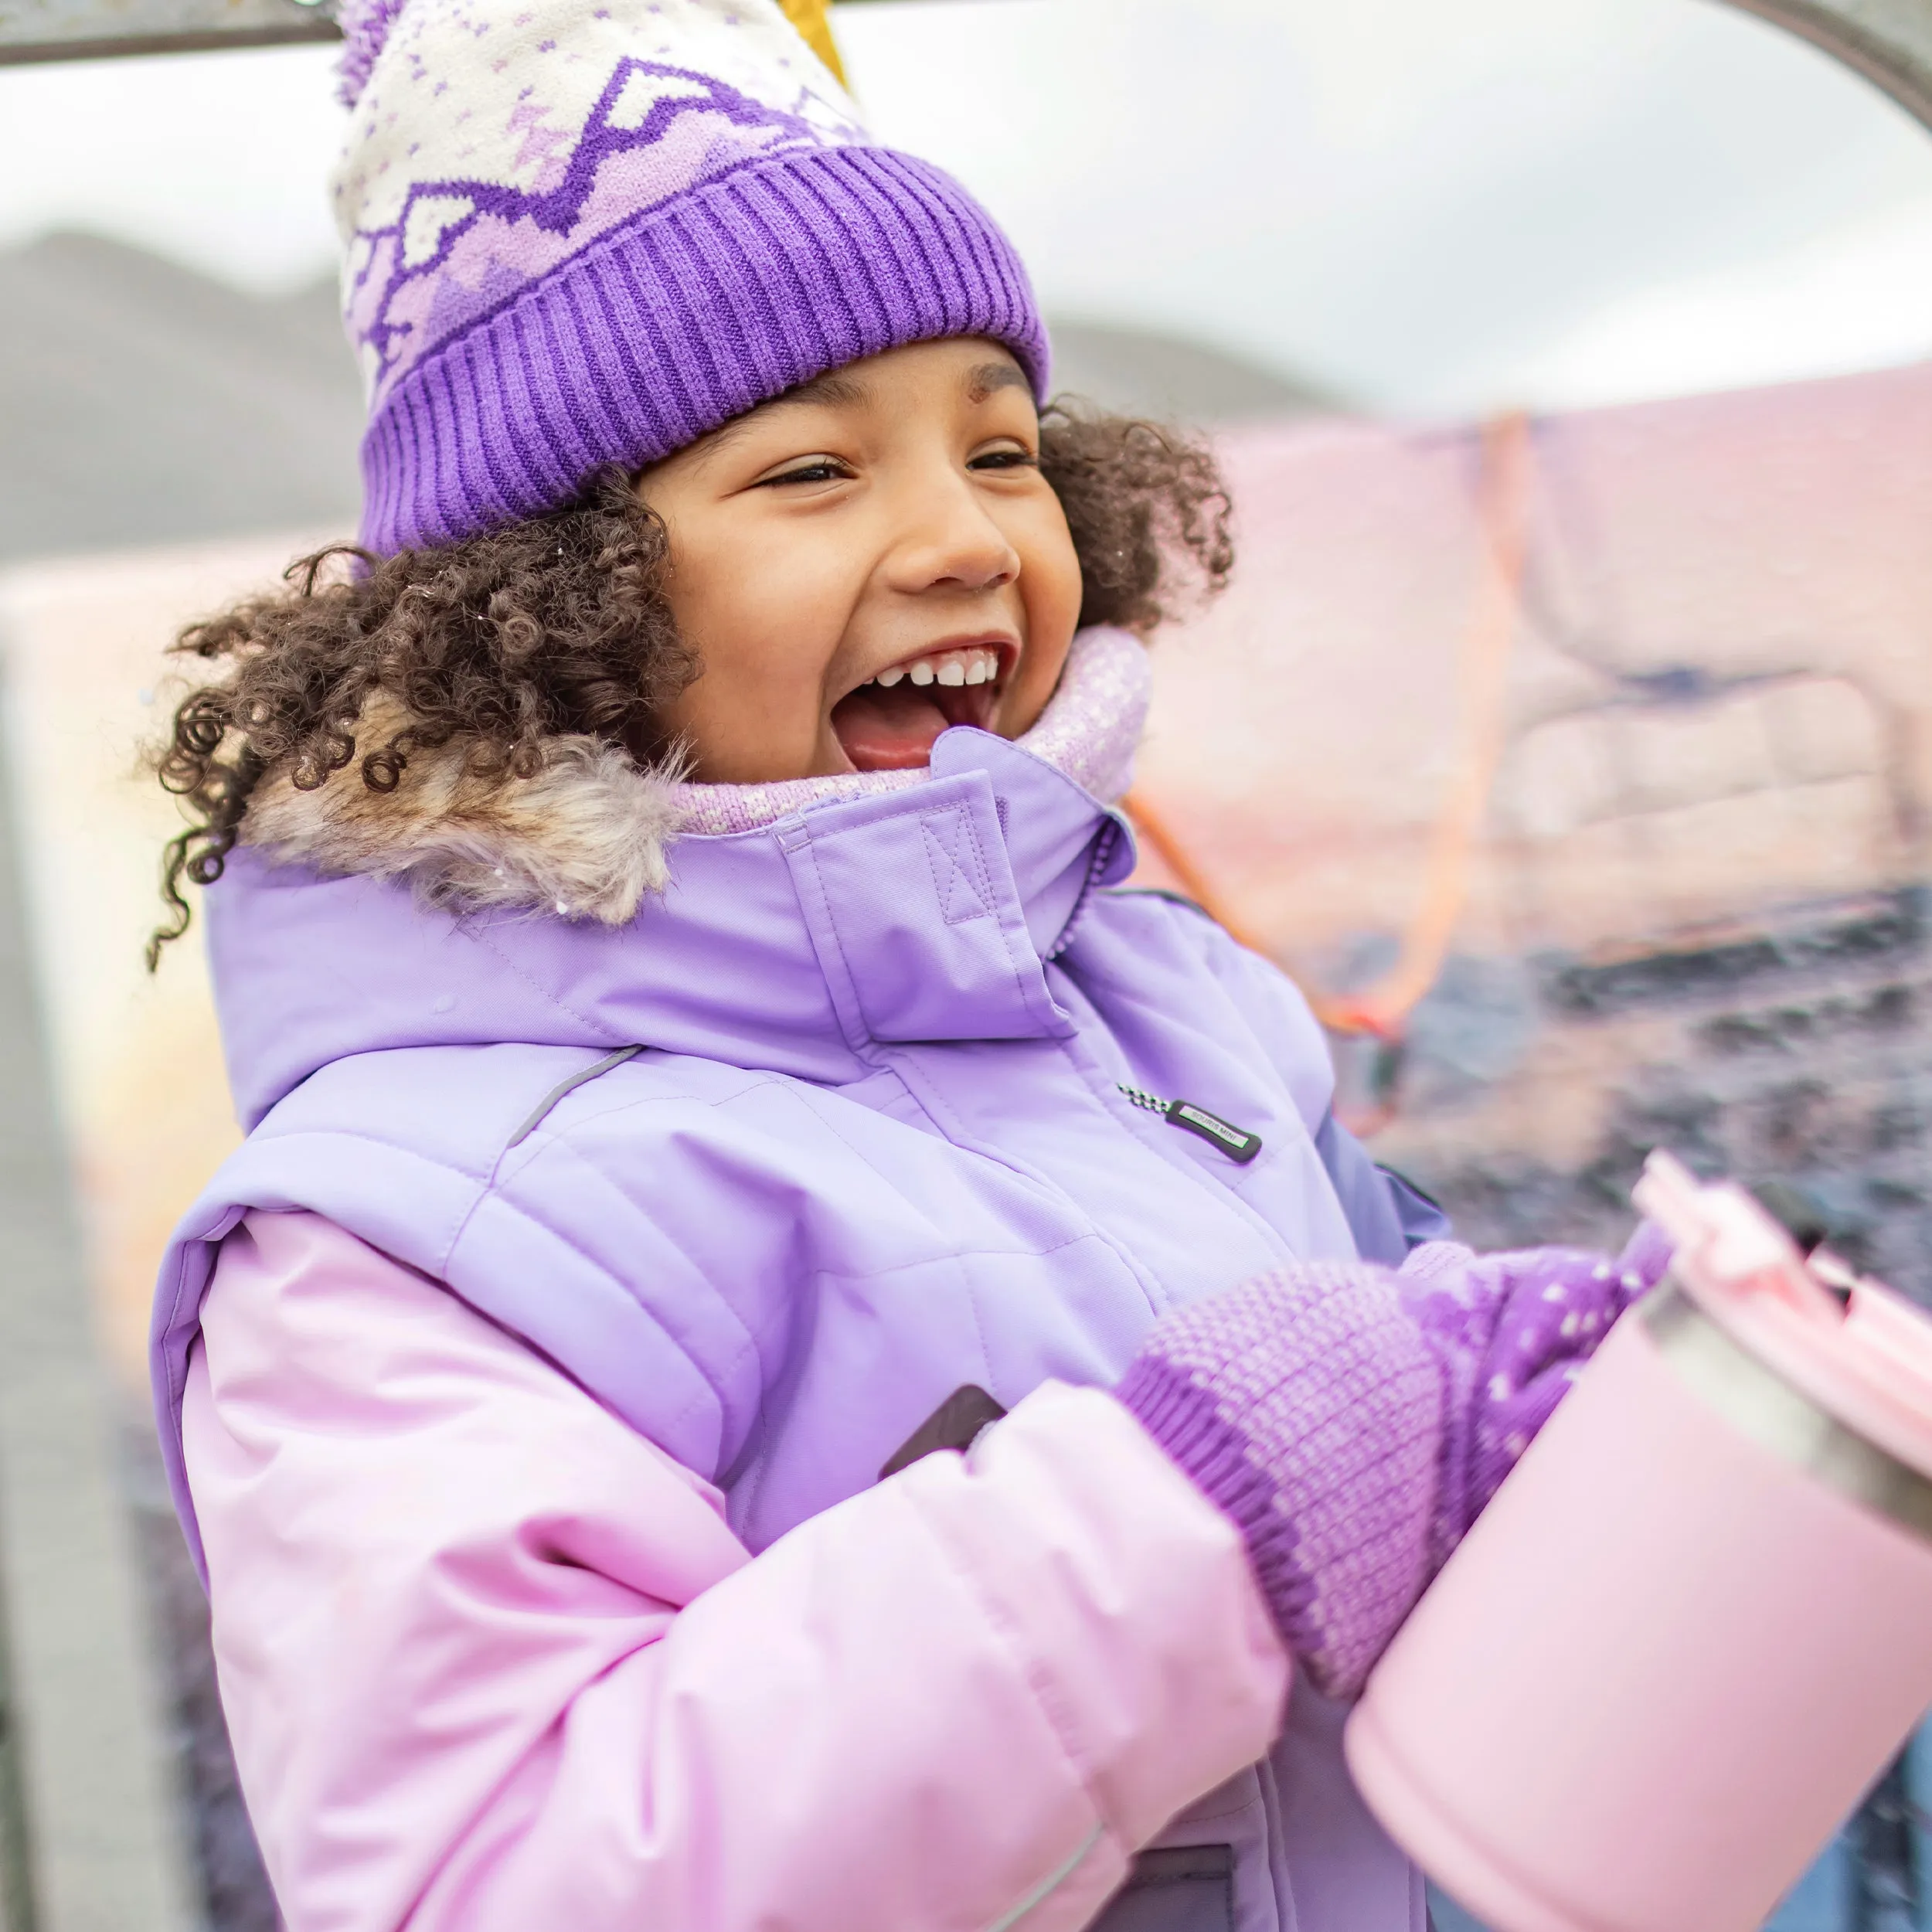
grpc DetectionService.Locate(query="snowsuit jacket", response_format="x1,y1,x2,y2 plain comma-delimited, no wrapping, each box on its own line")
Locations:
153,631,1445,1932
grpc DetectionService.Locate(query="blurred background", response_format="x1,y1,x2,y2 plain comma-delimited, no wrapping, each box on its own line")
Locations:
1,0,1930,1925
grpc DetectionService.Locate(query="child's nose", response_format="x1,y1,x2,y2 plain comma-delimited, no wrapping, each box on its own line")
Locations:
889,477,1021,594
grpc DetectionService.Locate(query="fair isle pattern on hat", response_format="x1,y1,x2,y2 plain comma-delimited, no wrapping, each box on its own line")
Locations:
330,0,1049,555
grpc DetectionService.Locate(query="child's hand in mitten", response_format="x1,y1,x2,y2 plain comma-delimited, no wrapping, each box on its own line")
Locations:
1115,1226,1669,1699
1402,1223,1672,1556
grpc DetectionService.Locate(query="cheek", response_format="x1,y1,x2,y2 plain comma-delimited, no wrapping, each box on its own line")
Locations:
669,522,852,688
1012,498,1084,702
1029,512,1085,638
649,512,871,779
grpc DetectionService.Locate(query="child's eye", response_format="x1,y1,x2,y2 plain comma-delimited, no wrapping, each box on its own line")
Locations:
969,446,1039,472
759,457,852,488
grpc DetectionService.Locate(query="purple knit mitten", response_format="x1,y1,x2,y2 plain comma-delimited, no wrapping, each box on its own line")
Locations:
1117,1225,1670,1698
1404,1221,1672,1557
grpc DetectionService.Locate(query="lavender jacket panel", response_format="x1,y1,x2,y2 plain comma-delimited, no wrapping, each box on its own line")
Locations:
152,724,1425,1932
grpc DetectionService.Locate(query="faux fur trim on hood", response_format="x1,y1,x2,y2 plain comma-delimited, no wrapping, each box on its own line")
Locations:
241,697,686,927
239,628,1151,924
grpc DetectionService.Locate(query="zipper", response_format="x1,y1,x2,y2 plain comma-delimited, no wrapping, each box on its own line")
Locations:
1117,1084,1264,1165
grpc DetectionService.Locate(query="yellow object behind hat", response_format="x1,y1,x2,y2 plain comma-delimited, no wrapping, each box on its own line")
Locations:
776,0,846,82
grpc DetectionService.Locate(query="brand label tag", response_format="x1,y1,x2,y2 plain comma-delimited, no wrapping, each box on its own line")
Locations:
1167,1100,1263,1165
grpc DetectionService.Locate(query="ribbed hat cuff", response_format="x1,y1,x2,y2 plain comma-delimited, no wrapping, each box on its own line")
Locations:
358,146,1049,555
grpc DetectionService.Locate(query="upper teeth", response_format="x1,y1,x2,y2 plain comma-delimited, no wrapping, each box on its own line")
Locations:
868,647,1002,691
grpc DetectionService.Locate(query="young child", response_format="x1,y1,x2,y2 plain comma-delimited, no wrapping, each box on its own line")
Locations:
147,4,1668,1928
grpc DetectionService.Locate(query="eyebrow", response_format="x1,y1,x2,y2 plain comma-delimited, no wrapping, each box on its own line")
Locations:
772,368,874,412
967,361,1029,403
750,358,1025,417
689,356,1031,468
690,368,872,462
774,361,1026,408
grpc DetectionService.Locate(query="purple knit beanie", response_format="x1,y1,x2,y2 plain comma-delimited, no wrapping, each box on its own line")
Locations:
330,0,1049,555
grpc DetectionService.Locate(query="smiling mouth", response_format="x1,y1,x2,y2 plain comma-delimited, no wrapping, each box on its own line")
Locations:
830,644,1009,771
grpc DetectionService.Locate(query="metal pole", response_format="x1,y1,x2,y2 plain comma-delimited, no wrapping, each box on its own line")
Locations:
1717,0,1932,131
0,0,335,65
0,658,193,1932
0,0,903,66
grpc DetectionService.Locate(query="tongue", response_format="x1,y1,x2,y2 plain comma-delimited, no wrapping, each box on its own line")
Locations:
831,685,953,771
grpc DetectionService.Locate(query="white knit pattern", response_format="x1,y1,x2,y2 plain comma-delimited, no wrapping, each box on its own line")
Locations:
332,0,865,403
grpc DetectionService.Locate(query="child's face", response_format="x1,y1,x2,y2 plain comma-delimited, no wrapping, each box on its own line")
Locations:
639,338,1083,782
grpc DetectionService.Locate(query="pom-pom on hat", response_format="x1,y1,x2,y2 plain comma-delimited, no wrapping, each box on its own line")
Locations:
332,0,1049,555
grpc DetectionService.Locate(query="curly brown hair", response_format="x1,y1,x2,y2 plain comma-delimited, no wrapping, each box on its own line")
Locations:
149,401,1233,965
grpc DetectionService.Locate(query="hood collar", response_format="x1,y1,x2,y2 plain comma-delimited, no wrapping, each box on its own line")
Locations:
209,631,1148,1127
241,627,1146,923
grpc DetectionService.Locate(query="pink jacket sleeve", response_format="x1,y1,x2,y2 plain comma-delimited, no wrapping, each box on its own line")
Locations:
182,1209,1290,1932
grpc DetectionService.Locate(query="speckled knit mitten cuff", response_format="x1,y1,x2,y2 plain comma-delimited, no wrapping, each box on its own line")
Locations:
1117,1226,1672,1699
1117,1262,1445,1700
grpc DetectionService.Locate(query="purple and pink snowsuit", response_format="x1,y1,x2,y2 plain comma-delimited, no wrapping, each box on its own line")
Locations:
151,634,1631,1932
